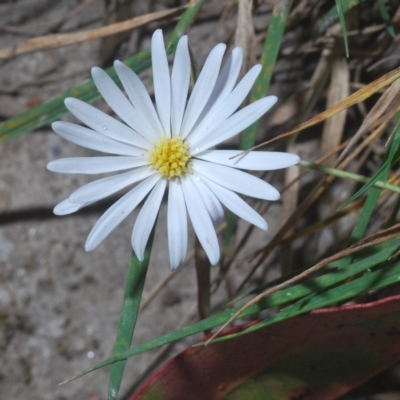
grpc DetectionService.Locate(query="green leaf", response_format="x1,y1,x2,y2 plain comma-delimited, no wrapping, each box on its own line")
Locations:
246,237,400,298
317,0,367,35
108,228,155,400
220,260,400,339
378,0,395,37
335,0,349,57
298,160,400,195
339,115,400,209
327,113,400,273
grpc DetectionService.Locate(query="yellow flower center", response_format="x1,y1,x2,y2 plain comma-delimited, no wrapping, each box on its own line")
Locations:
148,136,191,178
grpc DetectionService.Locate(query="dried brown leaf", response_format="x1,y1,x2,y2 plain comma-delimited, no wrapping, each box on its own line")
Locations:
321,57,349,166
337,78,400,163
235,0,255,73
246,66,400,152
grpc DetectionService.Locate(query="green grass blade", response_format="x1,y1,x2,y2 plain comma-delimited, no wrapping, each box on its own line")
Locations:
317,0,367,35
0,0,203,145
240,0,292,150
299,160,400,195
85,258,400,370
240,239,400,309
378,0,395,37
66,239,400,381
335,0,349,57
108,229,155,400
339,165,390,210
246,237,400,298
325,113,400,274
220,260,400,339
166,0,203,52
350,186,383,241
340,115,400,209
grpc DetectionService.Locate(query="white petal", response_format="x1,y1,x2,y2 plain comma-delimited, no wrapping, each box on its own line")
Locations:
192,159,280,201
188,174,224,222
188,64,262,146
152,30,171,137
182,177,220,265
196,47,243,122
171,36,190,136
191,96,278,153
92,66,160,143
47,156,149,174
65,98,152,149
91,67,142,130
114,60,163,141
195,150,300,170
52,121,141,156
180,43,226,138
54,198,88,215
201,176,268,230
69,167,153,204
132,178,166,260
85,174,160,251
168,179,188,270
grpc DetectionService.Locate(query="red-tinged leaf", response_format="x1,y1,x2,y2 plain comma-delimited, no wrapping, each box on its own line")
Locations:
131,295,400,400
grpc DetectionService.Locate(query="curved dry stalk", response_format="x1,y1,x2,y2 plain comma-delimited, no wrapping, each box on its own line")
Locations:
0,6,187,60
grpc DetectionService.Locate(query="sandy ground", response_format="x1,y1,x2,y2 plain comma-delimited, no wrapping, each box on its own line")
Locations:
0,1,284,399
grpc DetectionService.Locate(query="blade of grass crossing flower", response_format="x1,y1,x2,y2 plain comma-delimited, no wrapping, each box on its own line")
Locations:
0,49,149,144
335,0,349,57
0,0,203,144
63,240,400,382
166,0,203,54
108,228,155,400
378,0,395,37
239,0,292,150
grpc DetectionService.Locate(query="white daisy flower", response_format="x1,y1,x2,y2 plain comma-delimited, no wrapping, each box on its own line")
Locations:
47,29,299,270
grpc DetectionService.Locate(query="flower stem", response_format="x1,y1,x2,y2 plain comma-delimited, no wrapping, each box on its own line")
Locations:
108,228,155,400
